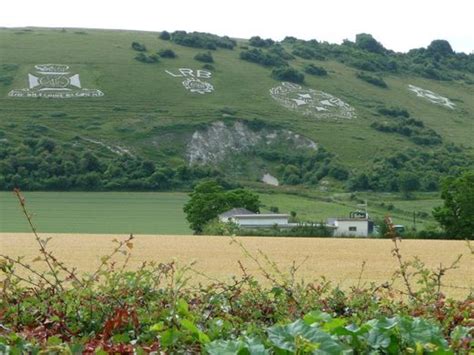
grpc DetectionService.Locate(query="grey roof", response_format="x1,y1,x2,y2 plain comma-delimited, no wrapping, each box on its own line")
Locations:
233,214,289,219
219,208,255,218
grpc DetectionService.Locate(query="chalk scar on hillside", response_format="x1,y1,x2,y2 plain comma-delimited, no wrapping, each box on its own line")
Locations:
186,121,318,166
8,64,104,98
269,82,356,119
407,84,455,109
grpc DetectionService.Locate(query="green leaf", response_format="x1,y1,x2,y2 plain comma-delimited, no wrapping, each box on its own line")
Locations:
303,311,333,325
176,298,189,316
47,336,62,346
160,329,181,348
205,339,246,355
150,322,165,332
267,319,346,354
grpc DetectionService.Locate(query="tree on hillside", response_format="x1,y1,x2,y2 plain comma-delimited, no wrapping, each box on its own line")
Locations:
398,172,420,199
432,171,474,239
355,33,386,54
183,180,260,234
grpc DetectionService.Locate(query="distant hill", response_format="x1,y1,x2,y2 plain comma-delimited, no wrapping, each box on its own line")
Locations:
0,28,473,192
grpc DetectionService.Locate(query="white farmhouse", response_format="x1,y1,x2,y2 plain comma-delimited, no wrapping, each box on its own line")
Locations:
219,208,290,228
327,218,372,237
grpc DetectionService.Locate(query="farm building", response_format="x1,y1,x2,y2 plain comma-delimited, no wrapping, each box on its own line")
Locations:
327,217,374,237
218,208,290,228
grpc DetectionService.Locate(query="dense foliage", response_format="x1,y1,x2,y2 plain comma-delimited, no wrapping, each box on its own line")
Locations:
281,35,473,81
371,108,442,146
0,138,221,191
433,171,474,238
347,145,473,192
170,31,236,50
183,180,260,234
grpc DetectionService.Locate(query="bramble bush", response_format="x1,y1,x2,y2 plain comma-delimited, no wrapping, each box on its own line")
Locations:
0,191,472,353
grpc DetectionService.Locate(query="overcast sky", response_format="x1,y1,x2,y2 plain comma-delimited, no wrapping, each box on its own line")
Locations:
1,0,473,53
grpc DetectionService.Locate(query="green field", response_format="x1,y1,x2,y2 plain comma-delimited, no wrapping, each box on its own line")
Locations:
0,191,441,234
0,191,191,234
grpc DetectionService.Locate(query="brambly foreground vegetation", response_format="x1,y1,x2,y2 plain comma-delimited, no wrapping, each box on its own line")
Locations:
0,191,473,353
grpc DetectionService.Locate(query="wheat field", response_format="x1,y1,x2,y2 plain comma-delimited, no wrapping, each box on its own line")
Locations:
1,233,472,298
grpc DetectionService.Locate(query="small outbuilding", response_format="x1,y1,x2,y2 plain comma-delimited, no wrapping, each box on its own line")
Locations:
327,217,374,237
218,208,290,228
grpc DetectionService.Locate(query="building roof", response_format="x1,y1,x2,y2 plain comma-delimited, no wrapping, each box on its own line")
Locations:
233,214,289,219
218,208,255,218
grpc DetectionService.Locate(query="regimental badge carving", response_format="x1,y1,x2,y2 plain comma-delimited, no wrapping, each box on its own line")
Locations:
8,64,104,98
269,82,356,119
165,68,214,94
407,84,455,109
182,78,214,94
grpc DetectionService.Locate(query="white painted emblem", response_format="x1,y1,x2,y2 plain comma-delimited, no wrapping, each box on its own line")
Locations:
166,68,214,94
8,64,104,98
269,82,356,119
408,84,455,109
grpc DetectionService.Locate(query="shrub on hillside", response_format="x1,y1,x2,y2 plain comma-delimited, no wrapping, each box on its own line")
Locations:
135,52,159,63
271,66,304,83
355,33,386,54
356,72,387,88
249,36,275,48
304,64,327,76
194,52,214,63
159,30,171,40
131,41,147,52
240,48,287,67
158,49,176,58
377,106,410,118
171,31,236,50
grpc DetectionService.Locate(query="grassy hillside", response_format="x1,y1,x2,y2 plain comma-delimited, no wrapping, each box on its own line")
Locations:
0,27,473,193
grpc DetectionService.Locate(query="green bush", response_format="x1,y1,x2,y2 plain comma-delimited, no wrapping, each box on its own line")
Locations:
356,72,388,88
304,64,327,76
159,30,171,40
248,36,274,47
171,31,236,50
158,49,176,58
240,48,287,67
271,66,304,83
131,41,147,52
135,52,159,63
194,51,214,63
377,106,410,118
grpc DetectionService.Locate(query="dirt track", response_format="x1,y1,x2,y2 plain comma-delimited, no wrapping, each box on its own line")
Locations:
1,233,472,298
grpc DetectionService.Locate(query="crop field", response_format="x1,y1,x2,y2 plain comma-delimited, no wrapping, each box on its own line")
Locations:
2,233,472,298
0,191,440,234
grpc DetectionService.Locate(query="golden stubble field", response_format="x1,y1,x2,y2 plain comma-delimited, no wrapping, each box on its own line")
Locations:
1,233,472,298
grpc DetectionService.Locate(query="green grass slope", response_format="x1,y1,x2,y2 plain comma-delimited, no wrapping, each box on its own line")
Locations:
0,27,473,193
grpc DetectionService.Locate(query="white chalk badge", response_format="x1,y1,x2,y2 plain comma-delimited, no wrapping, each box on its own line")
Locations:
165,68,214,94
8,64,104,98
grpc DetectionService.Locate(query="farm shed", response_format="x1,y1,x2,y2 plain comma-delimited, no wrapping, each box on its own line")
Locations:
327,218,374,237
219,208,290,228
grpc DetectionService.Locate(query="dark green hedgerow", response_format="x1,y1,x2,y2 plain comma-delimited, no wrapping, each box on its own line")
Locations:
0,192,472,353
